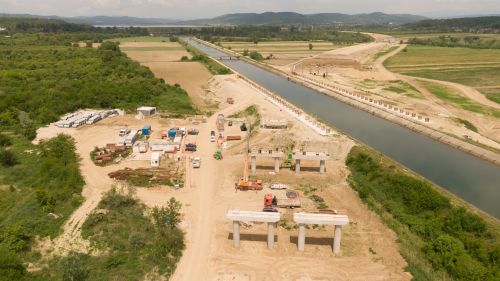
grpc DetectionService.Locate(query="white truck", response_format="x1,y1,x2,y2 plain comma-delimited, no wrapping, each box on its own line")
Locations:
119,128,130,137
192,157,201,168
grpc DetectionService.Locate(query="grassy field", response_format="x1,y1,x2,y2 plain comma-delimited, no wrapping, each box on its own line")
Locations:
390,32,500,41
385,45,500,104
419,80,500,118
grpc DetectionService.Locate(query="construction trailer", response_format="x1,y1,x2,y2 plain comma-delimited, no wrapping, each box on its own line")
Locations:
124,131,139,147
137,106,156,118
132,141,149,153
150,142,177,153
260,119,288,129
150,152,160,167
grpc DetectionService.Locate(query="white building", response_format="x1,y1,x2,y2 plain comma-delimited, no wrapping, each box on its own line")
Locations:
137,107,157,119
151,152,161,167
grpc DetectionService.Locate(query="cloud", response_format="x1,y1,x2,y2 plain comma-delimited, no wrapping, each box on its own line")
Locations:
0,0,499,19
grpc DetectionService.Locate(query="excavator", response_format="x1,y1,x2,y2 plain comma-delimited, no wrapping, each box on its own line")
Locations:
235,118,262,191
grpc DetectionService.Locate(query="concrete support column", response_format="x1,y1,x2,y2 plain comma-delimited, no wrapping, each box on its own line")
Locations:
319,160,325,173
233,221,240,248
251,156,256,173
267,222,275,249
295,159,301,173
274,157,280,173
298,223,306,251
333,225,342,254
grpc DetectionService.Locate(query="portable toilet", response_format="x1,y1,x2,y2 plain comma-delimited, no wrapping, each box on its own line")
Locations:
142,124,151,136
168,128,177,139
151,152,160,167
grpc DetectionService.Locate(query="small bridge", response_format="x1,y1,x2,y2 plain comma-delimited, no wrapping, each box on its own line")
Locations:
217,56,240,61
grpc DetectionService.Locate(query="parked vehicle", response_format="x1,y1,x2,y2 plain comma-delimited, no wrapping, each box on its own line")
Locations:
185,143,197,152
210,130,216,142
228,121,233,126
270,183,288,190
192,157,201,168
188,128,199,135
240,123,247,131
119,128,130,137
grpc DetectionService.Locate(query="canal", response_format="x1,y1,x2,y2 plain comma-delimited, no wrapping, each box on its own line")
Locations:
185,38,500,218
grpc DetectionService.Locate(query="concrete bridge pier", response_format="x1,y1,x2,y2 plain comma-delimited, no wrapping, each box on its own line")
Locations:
251,156,256,173
333,225,342,254
295,159,301,173
267,222,275,249
227,210,280,250
298,223,306,251
320,159,325,173
233,221,240,248
274,157,280,173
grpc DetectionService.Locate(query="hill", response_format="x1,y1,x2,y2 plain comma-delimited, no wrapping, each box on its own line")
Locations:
0,14,179,26
180,12,427,26
404,16,500,31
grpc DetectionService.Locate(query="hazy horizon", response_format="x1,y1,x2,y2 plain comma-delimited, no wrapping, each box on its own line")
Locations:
1,0,500,20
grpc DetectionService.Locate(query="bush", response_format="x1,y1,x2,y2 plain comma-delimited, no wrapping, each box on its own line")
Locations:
0,150,17,167
346,146,499,280
0,134,11,147
0,247,25,281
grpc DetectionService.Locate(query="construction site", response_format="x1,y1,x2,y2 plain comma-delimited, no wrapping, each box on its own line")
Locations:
31,37,415,281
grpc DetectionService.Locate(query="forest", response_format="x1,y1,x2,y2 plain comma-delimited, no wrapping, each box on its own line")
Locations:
0,25,195,139
346,146,499,281
0,17,190,280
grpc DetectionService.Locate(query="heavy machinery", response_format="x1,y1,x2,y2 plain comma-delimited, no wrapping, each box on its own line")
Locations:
235,117,262,191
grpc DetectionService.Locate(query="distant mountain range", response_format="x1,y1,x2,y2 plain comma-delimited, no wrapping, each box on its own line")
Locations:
178,12,427,25
0,12,426,26
0,13,179,26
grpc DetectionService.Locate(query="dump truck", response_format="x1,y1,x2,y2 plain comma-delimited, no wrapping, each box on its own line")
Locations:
264,191,300,209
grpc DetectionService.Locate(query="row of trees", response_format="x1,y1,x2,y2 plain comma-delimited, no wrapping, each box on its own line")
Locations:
408,36,500,49
346,147,499,281
154,25,372,43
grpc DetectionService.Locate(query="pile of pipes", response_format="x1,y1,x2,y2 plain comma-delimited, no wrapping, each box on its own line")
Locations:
55,109,120,128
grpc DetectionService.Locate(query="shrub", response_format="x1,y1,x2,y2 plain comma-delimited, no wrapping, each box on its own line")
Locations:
0,150,17,167
0,247,25,281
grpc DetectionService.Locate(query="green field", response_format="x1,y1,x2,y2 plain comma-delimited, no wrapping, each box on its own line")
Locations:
385,45,500,104
106,36,171,42
120,46,184,51
419,80,500,118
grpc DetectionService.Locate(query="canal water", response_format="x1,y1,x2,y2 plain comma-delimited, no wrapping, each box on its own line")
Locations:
185,38,500,218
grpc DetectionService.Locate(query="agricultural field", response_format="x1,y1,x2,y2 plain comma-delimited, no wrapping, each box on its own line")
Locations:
219,41,341,65
385,45,500,104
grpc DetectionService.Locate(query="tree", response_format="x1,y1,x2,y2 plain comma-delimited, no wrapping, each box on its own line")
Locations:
152,197,182,229
309,43,313,50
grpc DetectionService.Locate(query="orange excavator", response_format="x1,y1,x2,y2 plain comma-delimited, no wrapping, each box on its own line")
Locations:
235,154,262,190
235,120,262,191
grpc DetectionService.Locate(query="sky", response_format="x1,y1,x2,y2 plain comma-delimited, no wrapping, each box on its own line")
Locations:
1,0,500,19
